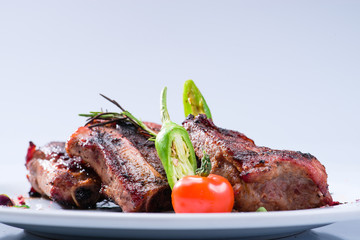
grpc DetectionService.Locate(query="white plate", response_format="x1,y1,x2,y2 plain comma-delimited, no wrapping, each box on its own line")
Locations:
1,197,360,240
1,165,360,240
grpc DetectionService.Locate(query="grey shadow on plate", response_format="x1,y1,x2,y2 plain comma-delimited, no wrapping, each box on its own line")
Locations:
279,230,345,240
0,231,49,240
9,230,344,240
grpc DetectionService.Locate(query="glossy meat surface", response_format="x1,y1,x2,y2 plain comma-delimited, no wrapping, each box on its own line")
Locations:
66,121,172,212
26,142,101,208
183,114,333,211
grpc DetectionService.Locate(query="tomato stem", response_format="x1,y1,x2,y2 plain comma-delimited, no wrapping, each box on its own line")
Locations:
195,150,212,177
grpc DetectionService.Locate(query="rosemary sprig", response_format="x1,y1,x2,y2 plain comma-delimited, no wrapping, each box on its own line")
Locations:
79,94,157,140
79,111,122,119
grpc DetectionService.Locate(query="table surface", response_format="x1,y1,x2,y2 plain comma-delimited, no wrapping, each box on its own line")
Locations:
1,219,360,240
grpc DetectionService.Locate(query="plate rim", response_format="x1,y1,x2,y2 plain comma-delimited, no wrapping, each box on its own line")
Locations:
1,201,359,230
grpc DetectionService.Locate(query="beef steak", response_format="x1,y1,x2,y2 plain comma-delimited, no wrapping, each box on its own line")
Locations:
26,142,101,208
66,121,172,212
183,114,333,211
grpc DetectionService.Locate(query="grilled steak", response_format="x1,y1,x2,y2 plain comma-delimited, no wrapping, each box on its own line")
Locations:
183,114,333,211
26,142,101,208
66,121,172,212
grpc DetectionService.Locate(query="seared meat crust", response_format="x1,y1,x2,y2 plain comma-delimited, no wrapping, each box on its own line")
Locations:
26,142,101,208
183,114,333,211
66,121,172,212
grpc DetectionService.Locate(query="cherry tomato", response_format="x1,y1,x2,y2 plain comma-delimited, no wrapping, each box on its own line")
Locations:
171,174,234,213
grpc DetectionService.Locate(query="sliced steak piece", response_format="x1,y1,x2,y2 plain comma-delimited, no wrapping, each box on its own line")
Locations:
183,114,334,211
26,142,101,208
66,121,172,212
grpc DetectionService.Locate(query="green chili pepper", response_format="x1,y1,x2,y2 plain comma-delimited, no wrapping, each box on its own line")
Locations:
183,80,212,119
155,87,197,189
256,207,267,212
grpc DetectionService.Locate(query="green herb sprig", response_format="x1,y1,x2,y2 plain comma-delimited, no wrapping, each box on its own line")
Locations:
79,94,157,140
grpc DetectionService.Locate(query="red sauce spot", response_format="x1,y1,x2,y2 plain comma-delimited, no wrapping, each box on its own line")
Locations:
329,201,341,206
25,142,36,165
17,195,26,205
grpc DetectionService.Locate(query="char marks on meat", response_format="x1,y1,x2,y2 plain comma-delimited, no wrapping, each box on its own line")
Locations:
66,121,172,212
26,142,101,208
183,114,333,211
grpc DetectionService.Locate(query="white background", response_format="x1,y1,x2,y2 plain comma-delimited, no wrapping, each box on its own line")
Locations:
0,1,359,202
